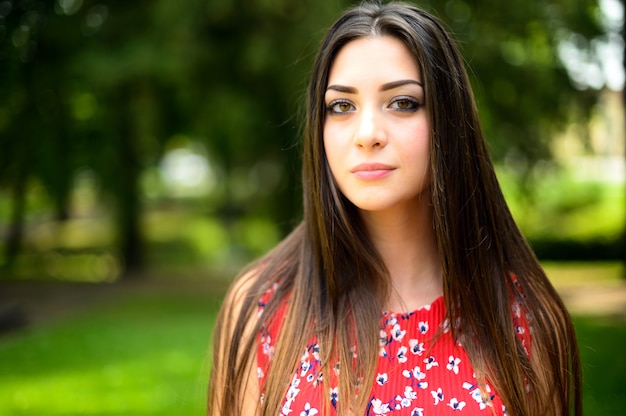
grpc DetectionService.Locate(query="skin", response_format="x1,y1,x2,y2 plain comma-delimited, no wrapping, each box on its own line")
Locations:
323,36,442,312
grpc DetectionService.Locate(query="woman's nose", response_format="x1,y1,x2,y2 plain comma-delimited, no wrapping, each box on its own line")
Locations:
353,108,387,149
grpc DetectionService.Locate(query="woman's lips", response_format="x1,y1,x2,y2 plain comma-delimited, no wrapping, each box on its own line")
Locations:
350,163,395,180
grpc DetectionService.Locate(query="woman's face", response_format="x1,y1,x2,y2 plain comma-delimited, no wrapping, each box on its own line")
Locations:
323,35,431,214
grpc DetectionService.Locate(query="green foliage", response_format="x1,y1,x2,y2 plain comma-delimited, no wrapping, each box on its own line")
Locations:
0,0,616,275
497,164,624,260
498,166,624,241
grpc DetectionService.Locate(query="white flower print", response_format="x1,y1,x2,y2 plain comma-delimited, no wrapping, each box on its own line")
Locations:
446,355,461,374
463,381,493,410
257,367,264,379
442,318,451,334
411,408,424,416
409,339,425,355
313,372,324,387
333,362,341,376
262,334,275,358
398,395,411,408
472,390,489,410
512,302,521,318
286,385,300,400
424,356,439,370
397,346,408,363
418,321,429,334
329,387,338,408
311,344,321,361
379,329,389,357
403,365,428,389
379,329,388,346
404,385,417,400
300,360,311,376
406,365,426,381
285,376,300,401
281,398,294,415
447,398,466,411
371,398,390,414
391,323,406,341
300,402,318,416
376,372,389,386
431,388,444,405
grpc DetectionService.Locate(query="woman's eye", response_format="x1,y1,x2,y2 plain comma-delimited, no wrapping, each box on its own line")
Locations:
327,100,355,114
390,97,420,112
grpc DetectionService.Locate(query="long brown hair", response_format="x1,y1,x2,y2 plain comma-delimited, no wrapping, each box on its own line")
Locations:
208,2,582,415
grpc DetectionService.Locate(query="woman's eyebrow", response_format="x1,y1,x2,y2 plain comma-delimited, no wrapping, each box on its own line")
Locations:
380,79,423,91
326,84,357,93
326,79,423,94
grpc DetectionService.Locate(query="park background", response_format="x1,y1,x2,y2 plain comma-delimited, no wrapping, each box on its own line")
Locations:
0,0,625,414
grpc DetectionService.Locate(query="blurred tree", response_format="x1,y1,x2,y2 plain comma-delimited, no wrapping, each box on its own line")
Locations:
0,0,614,278
0,0,83,269
433,0,603,190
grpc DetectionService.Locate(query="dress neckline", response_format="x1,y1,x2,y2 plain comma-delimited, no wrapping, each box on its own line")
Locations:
381,294,445,316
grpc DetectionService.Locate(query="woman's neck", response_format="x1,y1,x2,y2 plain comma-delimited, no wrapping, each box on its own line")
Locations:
360,197,443,312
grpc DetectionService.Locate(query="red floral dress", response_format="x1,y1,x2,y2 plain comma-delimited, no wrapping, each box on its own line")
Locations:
257,284,530,415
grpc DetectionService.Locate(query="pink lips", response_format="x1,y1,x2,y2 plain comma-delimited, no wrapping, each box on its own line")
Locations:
350,163,395,180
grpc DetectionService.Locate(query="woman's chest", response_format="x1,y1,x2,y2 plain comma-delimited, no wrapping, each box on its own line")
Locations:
265,309,506,416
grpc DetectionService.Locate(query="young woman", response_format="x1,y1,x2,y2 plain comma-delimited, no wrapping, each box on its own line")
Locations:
208,2,582,415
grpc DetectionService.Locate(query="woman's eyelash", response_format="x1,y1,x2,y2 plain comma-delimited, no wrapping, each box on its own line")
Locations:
325,96,422,114
326,99,354,114
389,96,421,111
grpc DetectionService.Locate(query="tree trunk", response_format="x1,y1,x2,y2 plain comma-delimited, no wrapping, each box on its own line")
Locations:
114,84,144,278
3,168,27,271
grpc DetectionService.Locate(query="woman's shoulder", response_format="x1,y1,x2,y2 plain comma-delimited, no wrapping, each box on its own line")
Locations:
222,261,290,326
222,266,264,311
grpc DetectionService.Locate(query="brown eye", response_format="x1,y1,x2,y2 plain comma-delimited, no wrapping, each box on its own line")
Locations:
397,100,411,109
327,100,355,114
338,102,351,112
390,96,420,112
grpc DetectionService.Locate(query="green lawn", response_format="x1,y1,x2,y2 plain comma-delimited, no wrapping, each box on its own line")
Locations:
0,292,222,416
0,278,624,415
576,316,626,415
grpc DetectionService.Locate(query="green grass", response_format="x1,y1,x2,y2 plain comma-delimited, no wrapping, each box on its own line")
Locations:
576,315,626,416
0,273,624,415
0,292,223,416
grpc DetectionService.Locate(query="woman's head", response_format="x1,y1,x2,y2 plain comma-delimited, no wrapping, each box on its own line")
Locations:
323,35,431,215
303,1,486,264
